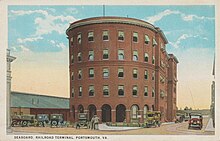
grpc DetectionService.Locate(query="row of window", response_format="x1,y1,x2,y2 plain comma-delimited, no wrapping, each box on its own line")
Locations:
71,50,155,64
71,68,155,80
71,85,155,97
70,31,158,46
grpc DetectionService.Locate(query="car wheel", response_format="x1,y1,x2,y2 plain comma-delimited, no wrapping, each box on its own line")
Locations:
22,121,28,127
51,120,58,126
11,121,16,127
38,121,43,127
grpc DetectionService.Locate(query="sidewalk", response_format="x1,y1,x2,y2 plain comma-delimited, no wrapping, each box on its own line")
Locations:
205,118,215,132
98,124,142,131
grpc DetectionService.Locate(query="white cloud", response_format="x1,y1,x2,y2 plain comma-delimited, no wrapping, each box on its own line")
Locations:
10,9,78,36
11,45,30,52
181,14,214,21
34,14,77,36
17,36,43,44
65,8,78,14
169,33,210,48
169,34,198,48
10,10,48,16
50,40,67,50
56,43,66,49
146,9,214,24
146,9,180,24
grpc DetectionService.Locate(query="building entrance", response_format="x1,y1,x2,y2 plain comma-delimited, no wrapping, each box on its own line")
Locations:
116,104,126,122
101,104,111,122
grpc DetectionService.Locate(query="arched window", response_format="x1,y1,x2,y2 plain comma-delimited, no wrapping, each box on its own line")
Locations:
144,105,149,118
131,105,139,119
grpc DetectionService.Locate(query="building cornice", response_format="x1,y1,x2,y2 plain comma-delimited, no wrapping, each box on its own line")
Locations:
66,17,168,44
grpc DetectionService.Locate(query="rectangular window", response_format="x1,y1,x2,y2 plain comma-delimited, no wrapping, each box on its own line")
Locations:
71,72,74,80
79,86,82,96
88,31,94,42
144,70,148,80
103,68,109,78
144,53,148,62
133,51,138,61
77,52,82,62
71,87,74,97
89,85,95,96
89,68,94,78
88,50,94,61
152,88,155,97
118,85,124,96
145,35,150,44
103,85,109,96
118,50,124,60
132,85,138,96
103,30,109,41
133,32,138,42
118,31,124,41
70,37,74,46
152,72,155,80
77,33,81,44
152,56,155,64
144,86,148,96
118,68,124,78
71,54,74,63
103,49,109,60
153,38,157,47
133,69,138,78
78,69,82,79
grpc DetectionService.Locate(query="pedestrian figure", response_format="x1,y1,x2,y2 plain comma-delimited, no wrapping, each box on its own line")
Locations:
93,115,99,130
90,116,95,130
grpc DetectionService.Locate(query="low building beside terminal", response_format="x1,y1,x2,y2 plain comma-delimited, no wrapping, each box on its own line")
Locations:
11,91,70,121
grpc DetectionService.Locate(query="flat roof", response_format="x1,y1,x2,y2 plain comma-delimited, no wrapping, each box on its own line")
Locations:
11,91,69,109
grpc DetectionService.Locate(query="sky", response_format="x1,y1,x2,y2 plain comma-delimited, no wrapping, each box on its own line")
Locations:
8,5,215,109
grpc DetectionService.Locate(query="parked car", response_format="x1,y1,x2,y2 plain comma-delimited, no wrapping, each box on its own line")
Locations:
11,115,37,127
144,111,161,128
50,114,64,127
188,113,203,130
75,113,90,129
36,114,49,127
175,113,185,123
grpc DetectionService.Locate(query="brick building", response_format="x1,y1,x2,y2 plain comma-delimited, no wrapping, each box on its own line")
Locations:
66,17,178,123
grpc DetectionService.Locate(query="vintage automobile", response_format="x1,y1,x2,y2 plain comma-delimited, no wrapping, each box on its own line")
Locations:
50,114,64,127
188,113,203,130
75,113,90,129
36,114,49,127
11,115,37,127
144,111,161,128
175,113,185,123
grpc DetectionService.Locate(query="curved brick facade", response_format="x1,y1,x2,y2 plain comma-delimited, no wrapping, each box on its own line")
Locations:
66,17,178,123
